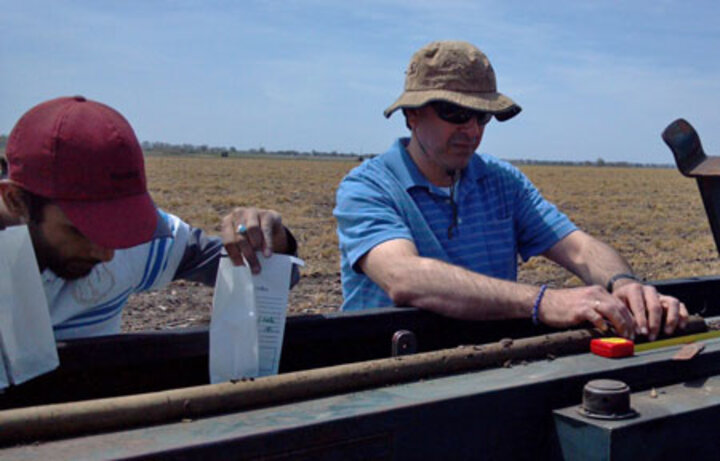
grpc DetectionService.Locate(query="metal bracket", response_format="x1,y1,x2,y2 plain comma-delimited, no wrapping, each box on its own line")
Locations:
663,119,720,256
391,330,417,357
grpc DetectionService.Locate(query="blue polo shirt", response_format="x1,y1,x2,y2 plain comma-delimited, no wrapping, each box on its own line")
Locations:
334,138,577,311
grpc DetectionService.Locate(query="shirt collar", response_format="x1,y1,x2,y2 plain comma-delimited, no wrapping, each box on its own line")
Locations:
384,138,488,193
382,138,430,191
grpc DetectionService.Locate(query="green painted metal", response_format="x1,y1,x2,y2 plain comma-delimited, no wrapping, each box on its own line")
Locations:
0,277,718,458
554,374,720,460
4,337,720,459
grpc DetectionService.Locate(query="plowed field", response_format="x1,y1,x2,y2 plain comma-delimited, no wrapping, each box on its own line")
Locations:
122,155,720,332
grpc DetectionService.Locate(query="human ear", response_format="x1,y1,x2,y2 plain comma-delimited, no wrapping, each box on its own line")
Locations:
404,108,420,131
0,182,30,223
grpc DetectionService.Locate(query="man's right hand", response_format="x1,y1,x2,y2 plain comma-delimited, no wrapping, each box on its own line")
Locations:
537,286,636,339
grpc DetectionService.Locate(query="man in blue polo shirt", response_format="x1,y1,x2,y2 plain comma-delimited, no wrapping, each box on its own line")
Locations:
334,41,686,342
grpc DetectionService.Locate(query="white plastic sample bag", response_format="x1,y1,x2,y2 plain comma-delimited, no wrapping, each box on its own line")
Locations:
210,255,259,383
0,225,59,389
210,252,303,384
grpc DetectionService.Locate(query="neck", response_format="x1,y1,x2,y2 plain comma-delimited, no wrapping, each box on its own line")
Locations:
406,136,456,187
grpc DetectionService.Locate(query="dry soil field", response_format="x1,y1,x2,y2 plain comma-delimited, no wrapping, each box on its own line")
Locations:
122,155,720,332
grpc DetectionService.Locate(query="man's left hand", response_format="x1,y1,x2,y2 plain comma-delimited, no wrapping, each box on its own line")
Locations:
221,207,289,274
612,281,689,341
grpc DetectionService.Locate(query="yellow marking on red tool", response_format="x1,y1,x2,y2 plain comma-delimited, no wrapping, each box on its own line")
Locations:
590,337,635,358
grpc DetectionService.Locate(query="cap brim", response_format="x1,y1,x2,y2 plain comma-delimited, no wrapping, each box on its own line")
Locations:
384,90,521,122
57,192,169,249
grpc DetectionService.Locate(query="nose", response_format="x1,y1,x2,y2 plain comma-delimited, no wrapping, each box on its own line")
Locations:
457,118,484,137
90,244,115,262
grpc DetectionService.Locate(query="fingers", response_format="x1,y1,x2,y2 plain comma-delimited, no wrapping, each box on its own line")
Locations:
677,300,689,329
545,285,688,342
259,210,284,257
221,213,244,264
613,283,688,341
643,285,664,340
612,282,655,339
221,207,283,273
584,305,610,333
660,295,689,335
623,286,649,337
592,295,635,339
239,213,264,274
221,208,261,273
541,287,633,338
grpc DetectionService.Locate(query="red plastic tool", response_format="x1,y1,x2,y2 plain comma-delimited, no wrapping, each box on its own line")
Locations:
590,338,634,358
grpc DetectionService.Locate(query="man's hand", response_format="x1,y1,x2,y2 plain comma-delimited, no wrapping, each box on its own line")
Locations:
538,285,636,338
538,283,689,341
543,231,689,340
221,207,288,274
611,281,689,341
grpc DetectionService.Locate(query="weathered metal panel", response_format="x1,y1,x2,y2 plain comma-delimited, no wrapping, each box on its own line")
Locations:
2,276,717,412
650,276,720,316
4,337,720,459
554,374,720,461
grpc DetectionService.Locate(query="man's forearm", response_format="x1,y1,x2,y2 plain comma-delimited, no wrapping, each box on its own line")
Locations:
544,231,633,288
378,256,541,321
361,238,644,335
174,230,223,285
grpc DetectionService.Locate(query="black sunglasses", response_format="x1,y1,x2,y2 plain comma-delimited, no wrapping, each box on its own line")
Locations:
431,101,493,125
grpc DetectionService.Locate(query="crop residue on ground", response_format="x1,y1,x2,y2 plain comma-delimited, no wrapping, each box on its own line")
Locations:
123,156,720,332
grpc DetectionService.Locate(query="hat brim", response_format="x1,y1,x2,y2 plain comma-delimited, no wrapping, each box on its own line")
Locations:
384,90,522,122
56,192,169,249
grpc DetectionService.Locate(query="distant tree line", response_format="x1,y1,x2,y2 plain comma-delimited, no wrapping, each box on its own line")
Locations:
0,134,672,167
509,157,673,169
139,140,369,160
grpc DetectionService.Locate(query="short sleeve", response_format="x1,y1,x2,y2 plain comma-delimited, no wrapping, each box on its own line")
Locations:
334,173,414,272
513,171,577,260
133,211,191,292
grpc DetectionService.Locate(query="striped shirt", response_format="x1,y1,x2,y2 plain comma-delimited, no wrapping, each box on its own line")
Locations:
334,138,577,311
43,210,222,339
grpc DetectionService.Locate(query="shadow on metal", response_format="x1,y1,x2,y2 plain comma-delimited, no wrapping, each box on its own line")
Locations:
1,275,718,412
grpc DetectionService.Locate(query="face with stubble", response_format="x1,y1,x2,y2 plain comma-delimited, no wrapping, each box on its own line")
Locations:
29,203,115,280
406,104,488,185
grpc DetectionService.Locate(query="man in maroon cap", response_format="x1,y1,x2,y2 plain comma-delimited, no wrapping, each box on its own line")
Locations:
0,96,296,339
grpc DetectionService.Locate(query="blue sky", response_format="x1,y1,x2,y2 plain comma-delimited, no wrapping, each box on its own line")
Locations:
3,0,720,163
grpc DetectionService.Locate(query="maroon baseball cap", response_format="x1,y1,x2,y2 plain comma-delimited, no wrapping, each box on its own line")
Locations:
6,96,168,249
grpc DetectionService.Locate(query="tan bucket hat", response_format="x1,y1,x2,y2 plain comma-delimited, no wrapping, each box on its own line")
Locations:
384,41,521,122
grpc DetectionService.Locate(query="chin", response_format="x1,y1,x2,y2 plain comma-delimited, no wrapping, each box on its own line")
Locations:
55,269,93,280
52,262,97,280
448,154,473,170
448,146,476,159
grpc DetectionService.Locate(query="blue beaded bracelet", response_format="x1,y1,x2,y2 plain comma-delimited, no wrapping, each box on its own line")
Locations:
532,284,548,326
